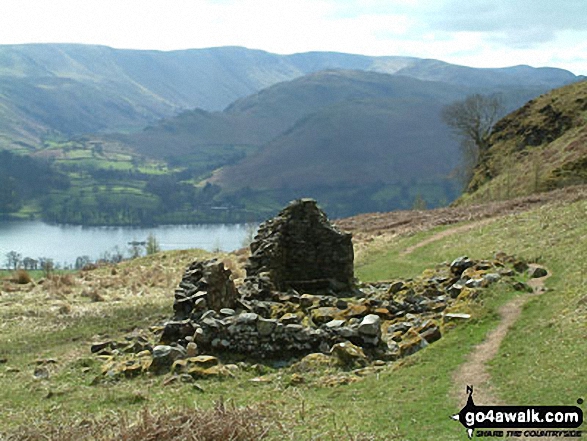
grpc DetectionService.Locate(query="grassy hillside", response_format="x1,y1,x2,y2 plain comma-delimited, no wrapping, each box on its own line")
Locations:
213,97,460,217
7,71,469,224
5,69,581,224
217,95,458,189
1,187,585,439
460,80,587,204
127,70,572,220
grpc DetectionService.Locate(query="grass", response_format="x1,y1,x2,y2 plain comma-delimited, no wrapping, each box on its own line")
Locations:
6,400,284,441
355,223,460,281
1,197,585,439
357,198,587,409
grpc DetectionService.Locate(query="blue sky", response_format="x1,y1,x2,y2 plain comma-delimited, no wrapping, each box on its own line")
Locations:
0,0,585,74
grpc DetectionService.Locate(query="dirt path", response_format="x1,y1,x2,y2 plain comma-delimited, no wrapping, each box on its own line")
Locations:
452,264,551,408
399,218,496,256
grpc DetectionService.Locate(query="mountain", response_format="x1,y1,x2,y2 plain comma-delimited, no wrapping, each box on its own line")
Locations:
459,80,587,204
123,70,465,160
393,59,580,88
210,71,464,190
28,69,585,223
124,69,581,218
0,44,582,152
1,43,584,224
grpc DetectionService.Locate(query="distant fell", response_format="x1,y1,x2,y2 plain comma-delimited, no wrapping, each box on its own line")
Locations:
116,68,584,218
394,59,580,88
0,44,581,151
126,70,466,161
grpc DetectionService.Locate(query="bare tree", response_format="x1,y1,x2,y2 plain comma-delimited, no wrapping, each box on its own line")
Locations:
38,257,54,277
5,251,22,270
241,223,259,248
128,240,145,259
22,257,38,270
442,94,504,186
75,255,91,270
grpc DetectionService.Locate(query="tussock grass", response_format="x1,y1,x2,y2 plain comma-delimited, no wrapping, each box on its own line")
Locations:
11,269,33,285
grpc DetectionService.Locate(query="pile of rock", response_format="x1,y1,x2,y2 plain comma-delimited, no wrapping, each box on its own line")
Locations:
159,253,389,360
91,199,536,380
93,255,532,379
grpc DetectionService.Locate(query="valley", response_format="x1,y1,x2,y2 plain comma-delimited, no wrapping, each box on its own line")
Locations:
0,45,584,226
0,43,586,440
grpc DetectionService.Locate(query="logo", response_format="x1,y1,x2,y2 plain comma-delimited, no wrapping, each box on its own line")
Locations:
451,386,584,439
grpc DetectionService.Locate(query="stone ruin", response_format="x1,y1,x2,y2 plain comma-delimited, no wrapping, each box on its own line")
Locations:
91,199,538,379
160,199,363,359
245,198,354,295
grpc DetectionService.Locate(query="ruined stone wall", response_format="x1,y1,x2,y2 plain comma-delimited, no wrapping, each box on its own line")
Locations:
172,259,238,320
93,252,535,380
246,198,354,294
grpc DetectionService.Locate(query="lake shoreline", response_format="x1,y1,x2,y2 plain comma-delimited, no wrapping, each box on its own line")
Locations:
0,220,253,269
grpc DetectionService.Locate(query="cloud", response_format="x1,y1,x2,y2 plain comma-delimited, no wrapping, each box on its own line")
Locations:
0,0,585,74
429,0,587,43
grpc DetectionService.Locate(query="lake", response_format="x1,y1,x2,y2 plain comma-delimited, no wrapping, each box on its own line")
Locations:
0,221,254,268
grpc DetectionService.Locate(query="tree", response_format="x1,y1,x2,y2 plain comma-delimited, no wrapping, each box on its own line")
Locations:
110,246,125,263
128,240,145,259
38,257,54,277
241,223,258,248
145,233,161,255
75,255,91,270
22,257,38,270
442,94,504,186
5,251,22,270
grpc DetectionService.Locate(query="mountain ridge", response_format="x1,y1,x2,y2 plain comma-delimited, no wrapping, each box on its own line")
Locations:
0,43,582,152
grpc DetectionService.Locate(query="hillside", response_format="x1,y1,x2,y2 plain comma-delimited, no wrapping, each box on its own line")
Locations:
224,98,451,187
124,70,466,161
7,69,584,225
1,186,585,439
205,71,579,217
460,80,587,203
65,71,472,221
394,59,580,88
0,44,582,152
1,44,584,224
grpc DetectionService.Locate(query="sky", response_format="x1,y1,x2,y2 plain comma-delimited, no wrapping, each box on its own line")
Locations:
0,0,585,75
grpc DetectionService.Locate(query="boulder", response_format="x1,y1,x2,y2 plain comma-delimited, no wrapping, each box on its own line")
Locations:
330,341,367,367
256,318,277,336
399,336,428,357
150,345,186,373
450,256,475,276
311,307,339,325
357,314,381,337
528,266,548,278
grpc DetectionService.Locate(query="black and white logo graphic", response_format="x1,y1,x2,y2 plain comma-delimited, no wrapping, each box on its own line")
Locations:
451,386,583,439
